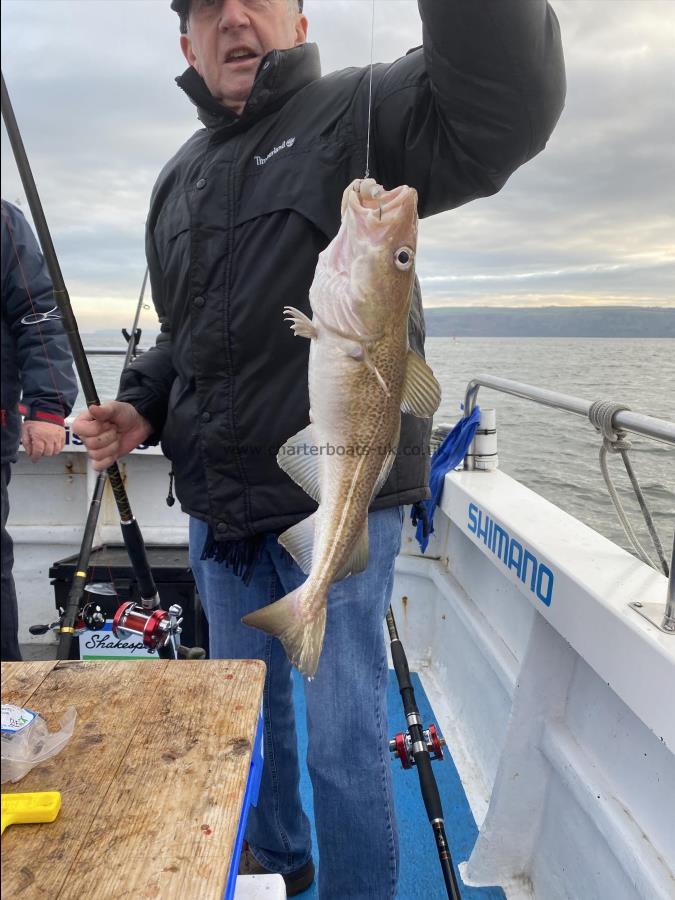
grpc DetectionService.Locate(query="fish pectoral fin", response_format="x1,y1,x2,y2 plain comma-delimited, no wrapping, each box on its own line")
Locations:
363,348,391,398
277,425,321,503
341,341,389,397
242,586,327,677
278,513,316,575
283,306,318,340
334,520,369,581
401,350,442,418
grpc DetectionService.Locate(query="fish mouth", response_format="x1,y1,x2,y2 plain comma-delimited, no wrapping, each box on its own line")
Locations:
324,178,418,280
343,179,417,223
338,179,418,262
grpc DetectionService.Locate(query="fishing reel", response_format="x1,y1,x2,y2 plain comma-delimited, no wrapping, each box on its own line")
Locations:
81,582,116,633
112,601,183,653
81,602,106,631
389,723,445,770
31,582,113,637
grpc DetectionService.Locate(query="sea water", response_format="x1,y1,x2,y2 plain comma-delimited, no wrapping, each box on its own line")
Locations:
80,335,674,559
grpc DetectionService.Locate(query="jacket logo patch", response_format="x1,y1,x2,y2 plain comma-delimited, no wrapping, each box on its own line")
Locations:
254,137,296,167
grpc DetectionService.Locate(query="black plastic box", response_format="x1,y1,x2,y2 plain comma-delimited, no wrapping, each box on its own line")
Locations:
49,545,209,659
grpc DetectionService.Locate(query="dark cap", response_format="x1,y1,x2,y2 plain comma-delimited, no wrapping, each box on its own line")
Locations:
170,0,189,33
171,0,304,34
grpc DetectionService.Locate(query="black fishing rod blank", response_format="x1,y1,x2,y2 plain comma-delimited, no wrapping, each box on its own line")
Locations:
1,70,180,659
56,472,107,659
387,607,462,900
122,267,149,369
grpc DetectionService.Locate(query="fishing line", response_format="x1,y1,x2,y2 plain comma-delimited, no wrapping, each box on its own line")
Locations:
364,0,376,178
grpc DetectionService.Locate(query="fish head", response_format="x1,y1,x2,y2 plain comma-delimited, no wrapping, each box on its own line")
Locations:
314,179,418,337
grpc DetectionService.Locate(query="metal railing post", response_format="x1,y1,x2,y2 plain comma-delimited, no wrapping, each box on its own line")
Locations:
663,532,675,633
463,382,480,470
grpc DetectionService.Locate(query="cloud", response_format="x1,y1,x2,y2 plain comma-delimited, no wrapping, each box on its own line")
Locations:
2,0,674,321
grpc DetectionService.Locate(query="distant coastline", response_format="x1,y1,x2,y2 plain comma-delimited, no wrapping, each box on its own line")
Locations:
81,306,675,343
423,306,675,338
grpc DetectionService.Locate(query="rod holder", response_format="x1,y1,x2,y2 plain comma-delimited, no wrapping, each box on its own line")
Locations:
628,530,674,635
663,531,675,633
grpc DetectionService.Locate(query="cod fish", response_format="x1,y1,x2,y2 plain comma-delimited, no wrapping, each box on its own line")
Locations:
242,178,441,676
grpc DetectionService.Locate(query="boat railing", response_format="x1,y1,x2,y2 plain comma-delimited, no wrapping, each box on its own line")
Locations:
84,347,147,356
464,374,675,449
462,373,674,633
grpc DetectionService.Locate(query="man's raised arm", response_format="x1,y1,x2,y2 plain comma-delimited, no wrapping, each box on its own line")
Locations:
361,0,566,216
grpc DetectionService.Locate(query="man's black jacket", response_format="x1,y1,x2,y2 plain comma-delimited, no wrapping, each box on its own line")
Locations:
118,0,565,543
1,201,78,464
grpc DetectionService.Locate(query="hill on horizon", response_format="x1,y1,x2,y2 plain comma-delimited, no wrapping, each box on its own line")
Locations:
80,306,675,341
423,306,675,338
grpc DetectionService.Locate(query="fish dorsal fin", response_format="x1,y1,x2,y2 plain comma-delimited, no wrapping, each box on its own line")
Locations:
277,424,321,502
333,445,395,581
334,521,369,581
279,513,316,575
370,446,397,504
401,350,442,418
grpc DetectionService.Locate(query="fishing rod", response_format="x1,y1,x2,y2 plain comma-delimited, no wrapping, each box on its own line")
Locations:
51,270,149,659
387,607,462,900
122,267,149,369
1,70,180,660
57,268,200,660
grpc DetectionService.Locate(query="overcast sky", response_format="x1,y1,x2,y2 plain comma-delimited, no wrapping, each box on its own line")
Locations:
2,1,674,330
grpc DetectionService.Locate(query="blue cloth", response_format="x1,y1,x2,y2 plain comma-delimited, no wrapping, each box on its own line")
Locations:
413,407,481,552
189,506,404,900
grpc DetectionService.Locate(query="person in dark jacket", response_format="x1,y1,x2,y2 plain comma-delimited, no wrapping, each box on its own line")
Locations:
1,200,78,661
73,1,565,895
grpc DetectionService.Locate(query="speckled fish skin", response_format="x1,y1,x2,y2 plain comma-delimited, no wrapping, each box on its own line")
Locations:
242,178,441,677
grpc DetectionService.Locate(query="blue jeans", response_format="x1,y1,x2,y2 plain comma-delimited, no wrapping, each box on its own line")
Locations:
189,506,403,900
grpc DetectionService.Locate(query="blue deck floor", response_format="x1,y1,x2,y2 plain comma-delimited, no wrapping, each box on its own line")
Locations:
291,670,505,900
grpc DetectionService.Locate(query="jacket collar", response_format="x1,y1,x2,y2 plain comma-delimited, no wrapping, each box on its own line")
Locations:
175,43,321,132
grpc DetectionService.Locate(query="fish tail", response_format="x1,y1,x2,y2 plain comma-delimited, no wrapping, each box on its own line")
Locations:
242,585,327,678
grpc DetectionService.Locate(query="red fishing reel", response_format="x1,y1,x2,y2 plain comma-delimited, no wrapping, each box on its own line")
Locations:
112,602,183,652
390,723,445,769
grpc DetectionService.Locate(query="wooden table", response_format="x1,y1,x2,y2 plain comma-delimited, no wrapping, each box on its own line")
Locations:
1,659,266,899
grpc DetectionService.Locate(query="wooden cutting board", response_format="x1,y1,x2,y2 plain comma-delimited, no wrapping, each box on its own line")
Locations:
1,659,265,899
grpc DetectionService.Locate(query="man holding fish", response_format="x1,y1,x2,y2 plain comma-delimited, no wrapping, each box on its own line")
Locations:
73,1,565,895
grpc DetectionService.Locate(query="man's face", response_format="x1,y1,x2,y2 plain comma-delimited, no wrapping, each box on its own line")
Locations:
181,0,308,114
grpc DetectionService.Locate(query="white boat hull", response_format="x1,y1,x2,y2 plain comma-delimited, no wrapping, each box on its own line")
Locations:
395,469,674,900
8,426,675,898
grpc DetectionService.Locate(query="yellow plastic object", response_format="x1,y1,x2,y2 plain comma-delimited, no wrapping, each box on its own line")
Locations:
1,791,61,835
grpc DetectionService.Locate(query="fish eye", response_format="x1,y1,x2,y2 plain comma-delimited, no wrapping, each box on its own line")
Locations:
394,247,414,271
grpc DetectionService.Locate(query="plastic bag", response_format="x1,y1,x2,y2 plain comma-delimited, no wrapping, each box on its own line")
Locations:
1,704,77,784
